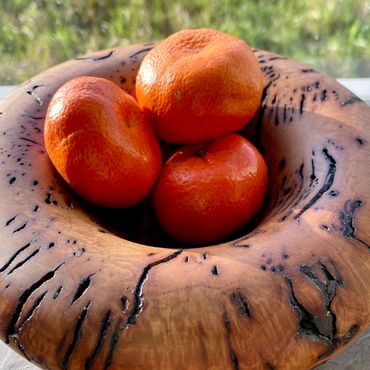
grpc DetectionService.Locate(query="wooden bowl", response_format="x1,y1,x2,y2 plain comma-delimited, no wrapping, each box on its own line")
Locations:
0,43,369,370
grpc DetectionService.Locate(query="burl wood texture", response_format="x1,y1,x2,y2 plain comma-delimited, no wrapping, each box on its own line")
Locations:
0,43,369,370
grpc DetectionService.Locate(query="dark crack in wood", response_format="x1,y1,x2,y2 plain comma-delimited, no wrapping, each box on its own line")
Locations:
299,93,306,114
297,260,343,340
7,176,16,185
320,89,328,101
283,274,332,346
103,319,122,370
340,96,362,106
253,65,281,153
278,163,306,221
120,296,128,312
5,215,17,227
211,265,219,275
274,97,280,126
309,157,318,188
230,290,252,319
298,163,304,181
355,137,366,146
285,261,357,360
16,291,48,334
317,324,359,360
339,199,370,250
62,301,92,370
76,50,115,61
0,242,32,273
301,68,317,73
223,313,239,370
283,103,288,123
7,248,40,275
53,285,63,299
268,56,288,61
28,115,45,120
19,137,40,145
232,241,251,248
13,221,28,233
85,310,112,370
129,47,154,59
26,85,44,106
125,249,183,328
6,263,64,343
294,148,336,219
318,259,343,286
71,274,94,305
45,192,57,205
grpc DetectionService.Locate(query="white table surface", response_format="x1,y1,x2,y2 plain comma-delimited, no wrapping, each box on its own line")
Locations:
1,82,369,369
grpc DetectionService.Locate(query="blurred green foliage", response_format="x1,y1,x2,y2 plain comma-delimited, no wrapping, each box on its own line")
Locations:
1,0,369,84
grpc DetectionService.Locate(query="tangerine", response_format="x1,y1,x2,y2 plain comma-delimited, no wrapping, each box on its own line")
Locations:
152,133,268,245
44,76,162,208
135,28,264,144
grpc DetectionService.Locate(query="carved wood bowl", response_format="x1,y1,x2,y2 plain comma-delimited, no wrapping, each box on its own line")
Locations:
0,43,369,370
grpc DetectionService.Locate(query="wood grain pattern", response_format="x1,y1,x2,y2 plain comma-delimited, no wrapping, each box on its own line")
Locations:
0,43,369,370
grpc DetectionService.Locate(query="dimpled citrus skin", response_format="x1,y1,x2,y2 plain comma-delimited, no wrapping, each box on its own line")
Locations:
135,28,264,144
44,76,162,208
152,133,268,245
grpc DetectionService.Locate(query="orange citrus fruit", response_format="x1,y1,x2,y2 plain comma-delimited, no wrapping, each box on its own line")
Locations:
44,76,162,208
152,133,268,245
135,28,264,144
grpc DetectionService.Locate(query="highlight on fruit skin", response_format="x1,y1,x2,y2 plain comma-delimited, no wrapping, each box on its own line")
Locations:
153,133,268,245
44,76,162,208
135,28,264,144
